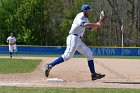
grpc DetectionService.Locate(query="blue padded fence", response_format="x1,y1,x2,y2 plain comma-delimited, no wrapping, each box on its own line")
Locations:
0,46,140,56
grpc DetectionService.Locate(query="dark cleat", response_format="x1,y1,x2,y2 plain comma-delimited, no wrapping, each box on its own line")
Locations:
91,73,105,80
44,63,52,77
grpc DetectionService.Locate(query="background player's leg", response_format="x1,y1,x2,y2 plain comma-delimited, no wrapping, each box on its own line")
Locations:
9,45,14,58
10,52,13,58
14,45,17,52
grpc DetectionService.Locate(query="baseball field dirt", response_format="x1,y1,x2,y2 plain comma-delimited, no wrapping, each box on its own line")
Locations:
0,56,140,89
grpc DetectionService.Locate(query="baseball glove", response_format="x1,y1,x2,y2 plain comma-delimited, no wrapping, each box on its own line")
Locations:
9,42,15,45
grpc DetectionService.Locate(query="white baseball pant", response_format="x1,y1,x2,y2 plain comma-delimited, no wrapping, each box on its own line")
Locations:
62,34,93,61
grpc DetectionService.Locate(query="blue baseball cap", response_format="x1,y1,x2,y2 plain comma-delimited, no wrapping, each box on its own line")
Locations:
81,4,93,11
10,33,13,35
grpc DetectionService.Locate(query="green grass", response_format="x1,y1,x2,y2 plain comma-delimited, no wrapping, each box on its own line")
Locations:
0,58,41,74
0,87,140,93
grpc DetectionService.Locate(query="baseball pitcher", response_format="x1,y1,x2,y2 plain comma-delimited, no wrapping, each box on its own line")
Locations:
45,4,105,80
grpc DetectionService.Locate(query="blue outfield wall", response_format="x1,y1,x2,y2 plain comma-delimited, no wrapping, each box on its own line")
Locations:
0,46,140,56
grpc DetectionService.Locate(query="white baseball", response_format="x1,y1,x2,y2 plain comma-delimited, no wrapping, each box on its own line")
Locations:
100,11,105,20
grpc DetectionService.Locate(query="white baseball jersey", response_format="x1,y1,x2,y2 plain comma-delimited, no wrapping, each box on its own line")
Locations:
7,36,17,52
69,12,90,37
62,12,93,61
7,36,16,44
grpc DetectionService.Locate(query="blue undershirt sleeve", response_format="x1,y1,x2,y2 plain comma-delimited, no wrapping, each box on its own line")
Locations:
80,21,86,27
87,27,92,30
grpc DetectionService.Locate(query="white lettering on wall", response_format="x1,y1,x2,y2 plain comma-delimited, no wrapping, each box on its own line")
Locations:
91,48,115,55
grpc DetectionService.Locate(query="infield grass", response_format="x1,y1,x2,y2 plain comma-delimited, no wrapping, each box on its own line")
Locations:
0,87,140,93
0,58,41,74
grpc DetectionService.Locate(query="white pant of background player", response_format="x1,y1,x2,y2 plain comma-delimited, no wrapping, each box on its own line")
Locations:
62,34,93,61
9,44,17,53
8,44,17,58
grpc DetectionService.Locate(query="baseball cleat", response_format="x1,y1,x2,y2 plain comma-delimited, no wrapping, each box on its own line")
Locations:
45,63,52,77
91,73,105,80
